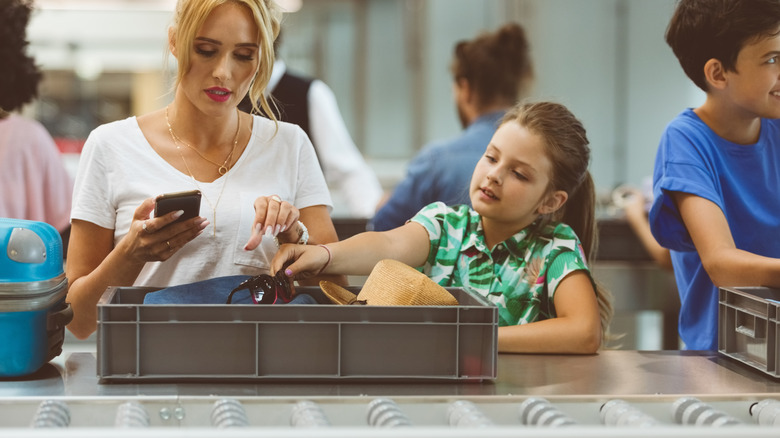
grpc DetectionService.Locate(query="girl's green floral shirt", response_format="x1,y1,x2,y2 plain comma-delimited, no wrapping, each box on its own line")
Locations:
411,202,592,327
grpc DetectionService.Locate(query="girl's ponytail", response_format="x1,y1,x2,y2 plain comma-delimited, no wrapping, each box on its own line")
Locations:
561,172,596,262
559,172,614,347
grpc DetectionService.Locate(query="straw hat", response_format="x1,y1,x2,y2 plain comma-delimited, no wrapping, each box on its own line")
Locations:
319,259,459,306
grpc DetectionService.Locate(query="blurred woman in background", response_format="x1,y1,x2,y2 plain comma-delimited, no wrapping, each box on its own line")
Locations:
0,0,73,234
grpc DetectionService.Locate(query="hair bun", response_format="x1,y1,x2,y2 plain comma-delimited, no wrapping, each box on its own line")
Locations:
496,23,529,53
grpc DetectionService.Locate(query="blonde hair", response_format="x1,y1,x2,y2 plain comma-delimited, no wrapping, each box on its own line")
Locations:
502,101,615,347
169,0,281,120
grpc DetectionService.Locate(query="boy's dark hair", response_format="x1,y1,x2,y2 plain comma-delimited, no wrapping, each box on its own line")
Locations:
450,22,534,109
666,0,780,92
0,0,42,112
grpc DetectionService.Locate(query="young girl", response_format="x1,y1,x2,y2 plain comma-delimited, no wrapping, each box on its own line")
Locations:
271,101,613,354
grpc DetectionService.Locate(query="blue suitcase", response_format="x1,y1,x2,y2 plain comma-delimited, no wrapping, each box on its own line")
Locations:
0,218,72,377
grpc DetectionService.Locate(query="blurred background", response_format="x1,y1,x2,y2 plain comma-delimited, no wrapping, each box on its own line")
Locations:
25,0,688,349
26,0,700,217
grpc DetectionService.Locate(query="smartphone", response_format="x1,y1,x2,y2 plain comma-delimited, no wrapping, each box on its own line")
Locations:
154,190,202,224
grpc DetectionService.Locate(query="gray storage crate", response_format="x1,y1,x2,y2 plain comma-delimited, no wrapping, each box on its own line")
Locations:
718,286,780,378
97,286,497,383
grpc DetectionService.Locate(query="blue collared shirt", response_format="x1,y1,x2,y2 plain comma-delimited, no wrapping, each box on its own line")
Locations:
370,111,506,231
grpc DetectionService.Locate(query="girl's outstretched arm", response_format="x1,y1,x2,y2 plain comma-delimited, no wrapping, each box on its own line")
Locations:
497,270,602,354
271,222,431,279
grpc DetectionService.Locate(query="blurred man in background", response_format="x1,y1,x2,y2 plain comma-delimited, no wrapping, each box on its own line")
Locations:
371,22,534,231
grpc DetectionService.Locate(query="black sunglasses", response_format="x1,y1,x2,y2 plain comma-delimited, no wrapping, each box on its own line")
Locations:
225,262,293,304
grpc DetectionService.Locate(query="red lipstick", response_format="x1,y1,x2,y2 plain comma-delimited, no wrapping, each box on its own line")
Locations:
205,87,231,103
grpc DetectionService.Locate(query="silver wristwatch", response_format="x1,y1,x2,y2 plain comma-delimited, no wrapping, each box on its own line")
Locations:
296,220,309,245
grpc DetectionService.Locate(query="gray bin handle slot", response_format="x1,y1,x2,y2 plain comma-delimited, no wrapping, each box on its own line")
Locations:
735,324,756,339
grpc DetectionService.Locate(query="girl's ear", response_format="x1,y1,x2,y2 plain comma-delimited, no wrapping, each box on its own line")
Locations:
703,58,727,90
537,190,568,215
168,27,177,58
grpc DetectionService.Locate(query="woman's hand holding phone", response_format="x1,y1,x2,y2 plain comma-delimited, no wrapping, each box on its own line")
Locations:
154,190,202,223
124,192,209,263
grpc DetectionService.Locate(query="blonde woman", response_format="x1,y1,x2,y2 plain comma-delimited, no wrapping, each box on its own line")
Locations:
66,0,340,338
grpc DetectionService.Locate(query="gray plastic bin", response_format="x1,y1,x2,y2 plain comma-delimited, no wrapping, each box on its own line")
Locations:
97,286,497,383
718,286,780,378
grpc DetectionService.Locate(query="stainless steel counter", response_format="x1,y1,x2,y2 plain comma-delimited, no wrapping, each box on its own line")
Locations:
1,350,780,437
3,350,779,398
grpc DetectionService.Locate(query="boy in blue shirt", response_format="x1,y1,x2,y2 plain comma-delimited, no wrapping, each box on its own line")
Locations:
650,0,780,350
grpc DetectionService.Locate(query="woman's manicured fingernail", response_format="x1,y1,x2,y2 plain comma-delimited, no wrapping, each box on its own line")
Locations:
173,210,184,218
285,268,293,276
274,224,281,236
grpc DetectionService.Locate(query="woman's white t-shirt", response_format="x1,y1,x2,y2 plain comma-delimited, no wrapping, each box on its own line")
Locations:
71,115,332,287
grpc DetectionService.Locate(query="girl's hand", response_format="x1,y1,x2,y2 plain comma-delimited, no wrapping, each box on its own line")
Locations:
271,243,332,280
122,197,208,263
244,195,300,250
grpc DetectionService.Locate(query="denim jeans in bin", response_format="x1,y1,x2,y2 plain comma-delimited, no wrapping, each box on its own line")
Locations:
143,275,318,305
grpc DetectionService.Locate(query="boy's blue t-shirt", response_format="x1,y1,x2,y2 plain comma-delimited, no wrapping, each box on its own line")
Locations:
649,108,780,350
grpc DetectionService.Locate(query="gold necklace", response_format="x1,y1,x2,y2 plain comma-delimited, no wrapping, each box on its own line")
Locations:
165,107,239,175
165,106,241,236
